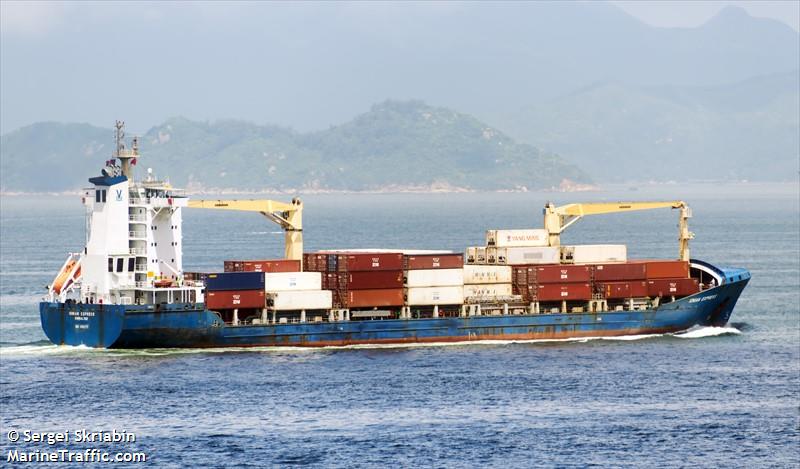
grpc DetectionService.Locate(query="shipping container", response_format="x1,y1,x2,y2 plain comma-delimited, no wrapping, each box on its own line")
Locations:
405,253,463,270
486,229,549,248
512,265,537,285
641,260,690,279
346,288,405,308
598,281,649,299
264,272,322,291
463,283,513,298
514,284,537,303
486,247,498,264
303,253,327,272
465,247,477,264
206,272,265,291
463,265,513,284
207,289,265,310
535,264,592,283
343,270,404,290
405,268,464,287
224,259,300,273
647,278,699,297
495,246,560,265
266,290,332,311
336,253,404,272
563,244,627,264
536,283,593,301
593,262,647,281
405,286,464,306
475,247,487,264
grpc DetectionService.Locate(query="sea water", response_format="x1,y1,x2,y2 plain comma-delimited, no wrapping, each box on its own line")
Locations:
1,185,798,467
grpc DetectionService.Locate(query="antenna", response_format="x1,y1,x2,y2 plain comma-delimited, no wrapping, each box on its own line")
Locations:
114,121,125,157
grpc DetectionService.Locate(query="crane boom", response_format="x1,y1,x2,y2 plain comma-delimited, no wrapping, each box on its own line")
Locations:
543,201,694,261
187,198,303,263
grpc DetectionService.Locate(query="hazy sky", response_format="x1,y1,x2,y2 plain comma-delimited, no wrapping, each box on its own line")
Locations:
0,1,797,135
612,0,799,31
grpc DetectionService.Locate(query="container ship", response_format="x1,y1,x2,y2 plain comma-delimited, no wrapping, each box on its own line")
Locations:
39,123,750,348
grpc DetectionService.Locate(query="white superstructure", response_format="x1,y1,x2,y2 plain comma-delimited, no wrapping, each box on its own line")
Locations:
49,122,203,306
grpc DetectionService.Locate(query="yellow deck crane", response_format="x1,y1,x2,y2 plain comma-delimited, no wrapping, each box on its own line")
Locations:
543,201,694,261
187,198,304,265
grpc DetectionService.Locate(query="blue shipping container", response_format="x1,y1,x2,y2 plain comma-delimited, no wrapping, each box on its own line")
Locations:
205,272,265,291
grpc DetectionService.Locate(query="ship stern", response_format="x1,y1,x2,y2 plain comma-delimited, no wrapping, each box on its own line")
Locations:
39,302,125,348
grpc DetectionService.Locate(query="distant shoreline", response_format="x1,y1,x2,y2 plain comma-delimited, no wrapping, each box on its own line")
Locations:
1,181,797,198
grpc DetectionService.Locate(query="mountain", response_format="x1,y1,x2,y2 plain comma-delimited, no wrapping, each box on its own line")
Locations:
0,101,589,192
2,3,797,134
495,70,800,182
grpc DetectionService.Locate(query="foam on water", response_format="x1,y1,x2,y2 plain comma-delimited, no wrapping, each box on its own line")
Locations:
673,326,742,339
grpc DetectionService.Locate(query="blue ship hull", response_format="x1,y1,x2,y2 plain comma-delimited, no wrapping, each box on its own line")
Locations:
39,264,750,349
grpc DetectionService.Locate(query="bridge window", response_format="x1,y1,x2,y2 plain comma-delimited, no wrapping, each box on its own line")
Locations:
128,258,134,272
108,257,113,272
116,258,124,272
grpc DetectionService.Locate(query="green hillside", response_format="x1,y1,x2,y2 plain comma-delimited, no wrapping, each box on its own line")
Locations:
0,101,588,192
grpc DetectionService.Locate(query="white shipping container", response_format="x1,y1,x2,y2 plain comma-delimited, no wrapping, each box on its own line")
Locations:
486,247,498,264
463,283,513,298
264,272,322,292
486,229,549,247
405,286,464,306
266,290,332,310
465,247,477,264
462,265,513,284
475,247,487,264
496,246,560,265
405,269,464,287
566,244,627,264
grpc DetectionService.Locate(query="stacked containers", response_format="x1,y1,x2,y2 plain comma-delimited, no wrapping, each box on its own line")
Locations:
205,272,266,310
305,252,405,308
462,264,513,301
593,260,697,299
534,264,592,302
264,272,332,311
639,260,697,297
404,254,465,306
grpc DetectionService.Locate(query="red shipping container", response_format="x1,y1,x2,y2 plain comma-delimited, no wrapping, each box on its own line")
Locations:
536,265,591,284
404,254,463,270
303,253,328,272
342,270,403,290
242,260,301,272
206,290,265,310
512,266,537,285
647,278,699,297
536,283,592,301
593,263,647,281
337,253,404,272
598,281,649,299
640,260,689,279
346,288,404,308
322,272,339,290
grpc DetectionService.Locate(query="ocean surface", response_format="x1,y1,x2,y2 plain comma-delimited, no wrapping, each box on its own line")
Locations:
1,186,798,467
